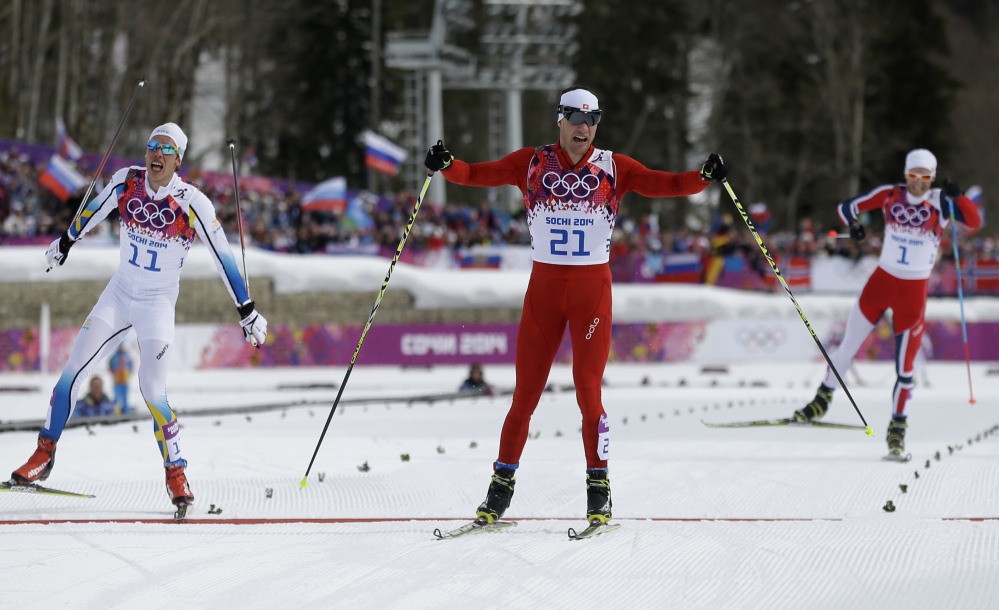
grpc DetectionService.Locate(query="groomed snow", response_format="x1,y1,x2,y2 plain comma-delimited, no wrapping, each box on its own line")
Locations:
1,360,998,609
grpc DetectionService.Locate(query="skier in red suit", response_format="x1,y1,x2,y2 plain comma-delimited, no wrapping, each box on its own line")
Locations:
793,148,981,461
424,86,727,527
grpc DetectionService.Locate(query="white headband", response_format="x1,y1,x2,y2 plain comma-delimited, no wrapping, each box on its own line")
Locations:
904,148,936,175
557,89,600,123
148,122,188,160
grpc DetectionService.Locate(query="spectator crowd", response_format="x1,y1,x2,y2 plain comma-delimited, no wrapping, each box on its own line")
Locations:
3,143,995,296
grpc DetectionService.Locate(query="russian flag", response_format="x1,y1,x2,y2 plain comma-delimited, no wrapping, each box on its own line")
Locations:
364,130,407,176
301,176,348,213
38,154,87,202
657,252,702,283
967,185,985,231
457,252,502,269
56,118,83,161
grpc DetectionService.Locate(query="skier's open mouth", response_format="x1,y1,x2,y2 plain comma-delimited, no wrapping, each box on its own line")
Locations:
573,135,588,143
151,161,163,172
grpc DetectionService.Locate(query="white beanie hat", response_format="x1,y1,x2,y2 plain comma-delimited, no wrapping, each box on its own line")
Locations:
904,148,936,175
148,122,188,160
557,88,600,123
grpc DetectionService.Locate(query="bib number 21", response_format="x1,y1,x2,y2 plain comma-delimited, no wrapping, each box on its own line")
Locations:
550,229,591,257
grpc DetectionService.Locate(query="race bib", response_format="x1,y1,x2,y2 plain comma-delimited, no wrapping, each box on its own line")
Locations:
597,413,610,460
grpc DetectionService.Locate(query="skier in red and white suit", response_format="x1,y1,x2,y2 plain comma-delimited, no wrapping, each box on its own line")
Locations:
424,87,726,525
794,148,981,460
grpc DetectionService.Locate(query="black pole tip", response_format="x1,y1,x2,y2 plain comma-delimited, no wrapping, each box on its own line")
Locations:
138,77,147,86
227,138,236,147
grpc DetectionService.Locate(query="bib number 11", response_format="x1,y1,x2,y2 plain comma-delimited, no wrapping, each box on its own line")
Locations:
128,243,163,272
550,229,591,257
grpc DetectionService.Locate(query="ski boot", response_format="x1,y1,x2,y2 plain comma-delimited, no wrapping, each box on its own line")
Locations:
475,467,516,524
884,415,909,462
165,459,194,518
585,468,612,524
11,436,58,484
794,385,834,422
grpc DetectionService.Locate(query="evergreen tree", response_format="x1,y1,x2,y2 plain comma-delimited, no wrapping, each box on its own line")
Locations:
572,0,696,227
239,0,374,183
709,0,957,231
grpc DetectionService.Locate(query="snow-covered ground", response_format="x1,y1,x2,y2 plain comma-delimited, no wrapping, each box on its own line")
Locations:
1,360,997,609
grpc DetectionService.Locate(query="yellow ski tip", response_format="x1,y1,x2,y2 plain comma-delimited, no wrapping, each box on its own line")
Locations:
865,426,874,437
299,476,308,489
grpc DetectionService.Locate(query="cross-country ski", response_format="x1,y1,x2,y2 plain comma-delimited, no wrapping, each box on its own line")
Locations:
702,418,866,431
0,480,95,498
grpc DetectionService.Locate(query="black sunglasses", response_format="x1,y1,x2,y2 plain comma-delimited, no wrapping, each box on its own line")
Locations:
559,105,602,126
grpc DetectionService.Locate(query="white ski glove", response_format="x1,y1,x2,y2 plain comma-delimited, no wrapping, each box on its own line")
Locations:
45,232,75,271
237,301,268,348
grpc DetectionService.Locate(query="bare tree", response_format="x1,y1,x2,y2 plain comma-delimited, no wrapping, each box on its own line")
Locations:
25,0,54,142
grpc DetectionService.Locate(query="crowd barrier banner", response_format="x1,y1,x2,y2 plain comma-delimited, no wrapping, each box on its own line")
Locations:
4,318,998,372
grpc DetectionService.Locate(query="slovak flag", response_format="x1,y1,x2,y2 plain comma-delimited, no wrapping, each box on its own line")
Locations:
301,176,348,213
56,117,83,161
38,154,88,202
363,130,407,176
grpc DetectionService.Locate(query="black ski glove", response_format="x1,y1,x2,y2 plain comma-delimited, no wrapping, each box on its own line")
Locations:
942,178,962,201
849,220,866,242
424,140,453,172
700,153,727,182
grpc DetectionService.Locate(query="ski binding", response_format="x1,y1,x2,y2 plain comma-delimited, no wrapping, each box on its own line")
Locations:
434,517,517,539
174,502,193,521
882,450,912,463
568,521,621,540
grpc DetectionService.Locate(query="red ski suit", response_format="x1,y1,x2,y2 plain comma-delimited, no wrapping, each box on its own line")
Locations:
440,142,710,468
831,184,981,415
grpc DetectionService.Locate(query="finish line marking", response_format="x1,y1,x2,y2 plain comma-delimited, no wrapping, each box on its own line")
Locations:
0,517,845,525
4,516,997,525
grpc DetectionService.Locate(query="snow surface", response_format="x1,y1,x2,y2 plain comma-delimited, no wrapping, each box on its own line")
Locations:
3,244,999,608
1,361,998,609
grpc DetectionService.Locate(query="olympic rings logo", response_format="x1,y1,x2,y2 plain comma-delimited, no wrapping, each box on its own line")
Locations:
735,325,788,353
889,203,931,226
127,197,177,229
542,171,601,199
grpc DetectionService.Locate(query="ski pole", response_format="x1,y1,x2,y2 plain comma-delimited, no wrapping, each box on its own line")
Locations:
300,170,436,488
721,179,872,435
947,197,976,404
227,139,250,297
70,77,146,234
